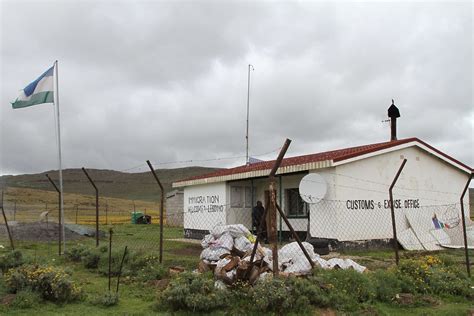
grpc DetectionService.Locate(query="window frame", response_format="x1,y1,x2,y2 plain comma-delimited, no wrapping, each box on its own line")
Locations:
285,188,308,218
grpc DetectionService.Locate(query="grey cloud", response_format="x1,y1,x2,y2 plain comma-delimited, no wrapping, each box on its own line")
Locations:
1,0,472,175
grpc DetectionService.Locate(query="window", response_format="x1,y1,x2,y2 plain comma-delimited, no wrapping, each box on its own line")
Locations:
285,188,308,217
230,186,243,208
244,187,256,208
231,186,256,208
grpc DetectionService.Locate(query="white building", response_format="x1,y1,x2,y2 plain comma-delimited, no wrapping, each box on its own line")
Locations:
173,137,472,245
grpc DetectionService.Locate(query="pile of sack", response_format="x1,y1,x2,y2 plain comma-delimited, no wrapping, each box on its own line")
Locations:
198,224,366,285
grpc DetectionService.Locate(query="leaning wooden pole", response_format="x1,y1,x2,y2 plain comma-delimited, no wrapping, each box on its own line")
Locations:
146,160,164,264
459,173,472,277
0,190,14,250
389,159,407,265
268,138,292,277
275,203,314,268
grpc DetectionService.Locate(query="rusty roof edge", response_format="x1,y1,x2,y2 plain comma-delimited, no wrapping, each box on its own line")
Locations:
172,160,333,188
332,140,472,174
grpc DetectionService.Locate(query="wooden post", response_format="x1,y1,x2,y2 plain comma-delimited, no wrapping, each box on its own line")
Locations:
459,173,472,277
1,190,14,250
268,181,279,276
267,139,292,277
146,160,165,264
389,159,407,265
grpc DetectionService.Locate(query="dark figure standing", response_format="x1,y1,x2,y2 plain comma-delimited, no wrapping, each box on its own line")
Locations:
252,201,266,240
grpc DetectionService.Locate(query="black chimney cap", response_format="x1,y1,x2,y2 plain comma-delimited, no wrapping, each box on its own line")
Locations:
388,99,400,118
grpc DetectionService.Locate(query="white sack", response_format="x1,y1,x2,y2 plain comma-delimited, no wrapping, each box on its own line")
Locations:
326,258,366,273
234,236,254,253
211,224,251,239
200,247,229,261
201,234,215,249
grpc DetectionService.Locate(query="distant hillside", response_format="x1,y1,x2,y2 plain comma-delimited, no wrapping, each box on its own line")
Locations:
0,167,219,202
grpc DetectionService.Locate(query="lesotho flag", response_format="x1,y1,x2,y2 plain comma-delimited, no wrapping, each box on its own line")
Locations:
11,65,54,109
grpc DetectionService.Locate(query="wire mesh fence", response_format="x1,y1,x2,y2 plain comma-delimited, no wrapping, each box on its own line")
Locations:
0,187,472,277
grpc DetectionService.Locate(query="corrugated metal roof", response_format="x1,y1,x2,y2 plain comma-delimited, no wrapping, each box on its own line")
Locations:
173,137,472,187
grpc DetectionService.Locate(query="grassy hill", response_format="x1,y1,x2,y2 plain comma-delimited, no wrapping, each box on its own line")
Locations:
0,167,219,202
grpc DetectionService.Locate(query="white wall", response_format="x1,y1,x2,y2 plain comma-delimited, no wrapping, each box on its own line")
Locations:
183,182,227,231
308,146,471,241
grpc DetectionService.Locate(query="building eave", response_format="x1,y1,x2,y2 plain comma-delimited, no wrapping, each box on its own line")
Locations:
172,160,333,188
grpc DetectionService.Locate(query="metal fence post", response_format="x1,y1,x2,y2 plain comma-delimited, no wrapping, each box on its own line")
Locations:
46,174,62,255
146,160,164,264
75,204,79,224
105,200,108,225
459,173,472,277
82,167,99,247
108,228,113,291
1,190,15,250
389,159,407,265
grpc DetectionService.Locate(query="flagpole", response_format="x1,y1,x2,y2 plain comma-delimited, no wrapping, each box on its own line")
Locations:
246,64,254,165
54,60,65,253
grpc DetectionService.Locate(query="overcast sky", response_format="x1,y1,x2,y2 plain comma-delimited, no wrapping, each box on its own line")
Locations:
0,0,472,176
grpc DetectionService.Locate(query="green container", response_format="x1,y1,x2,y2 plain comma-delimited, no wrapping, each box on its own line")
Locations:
131,211,144,224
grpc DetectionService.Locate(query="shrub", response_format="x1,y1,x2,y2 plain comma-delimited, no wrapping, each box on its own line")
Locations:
64,245,88,262
313,268,376,308
395,255,472,298
286,276,331,308
5,265,83,303
397,258,431,293
249,277,312,314
426,265,472,298
136,264,167,282
82,252,101,269
370,269,405,303
131,254,167,281
98,250,130,277
0,250,24,273
11,290,42,309
156,272,229,312
92,291,119,307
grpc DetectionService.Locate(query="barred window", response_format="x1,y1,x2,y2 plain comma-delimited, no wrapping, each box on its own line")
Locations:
244,187,256,208
285,188,307,217
230,186,243,208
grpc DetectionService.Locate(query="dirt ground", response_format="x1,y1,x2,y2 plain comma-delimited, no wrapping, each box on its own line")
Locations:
169,243,202,257
0,221,86,242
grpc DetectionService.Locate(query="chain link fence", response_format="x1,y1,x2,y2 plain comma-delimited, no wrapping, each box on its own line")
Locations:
0,186,472,277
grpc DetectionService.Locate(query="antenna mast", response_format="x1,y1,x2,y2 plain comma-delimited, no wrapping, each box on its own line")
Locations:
246,64,254,165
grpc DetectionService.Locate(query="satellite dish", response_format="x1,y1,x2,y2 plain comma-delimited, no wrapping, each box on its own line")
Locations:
299,173,327,204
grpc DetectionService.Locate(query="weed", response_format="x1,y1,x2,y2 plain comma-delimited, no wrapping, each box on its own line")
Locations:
82,251,101,269
92,291,119,307
10,290,42,309
64,245,87,262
